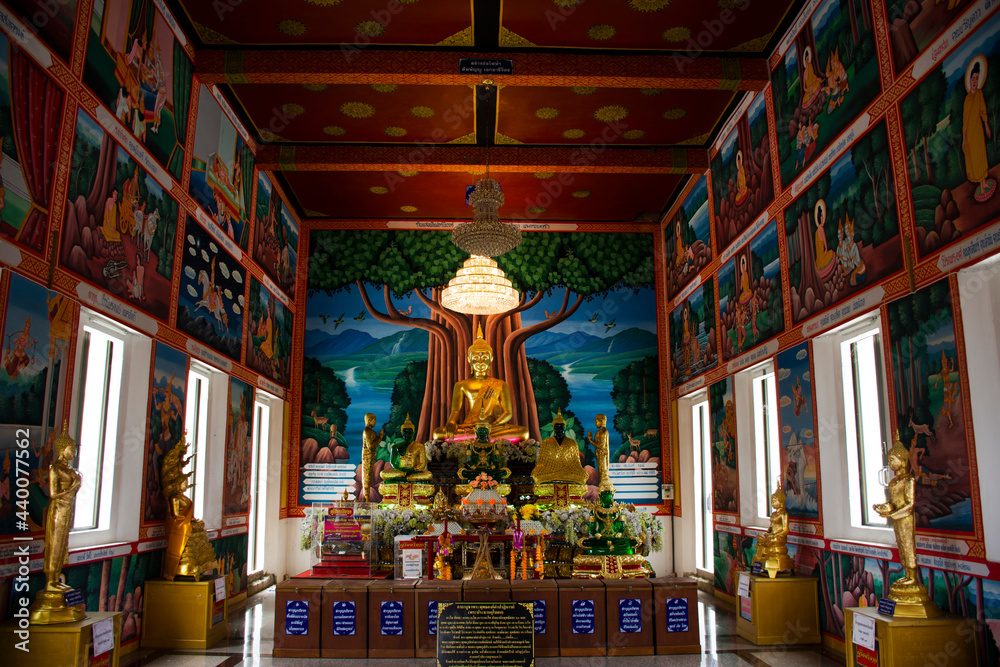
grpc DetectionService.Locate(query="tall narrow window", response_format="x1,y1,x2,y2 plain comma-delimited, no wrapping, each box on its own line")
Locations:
248,399,270,573
752,370,782,518
184,366,211,521
692,399,713,573
841,327,890,527
73,322,125,532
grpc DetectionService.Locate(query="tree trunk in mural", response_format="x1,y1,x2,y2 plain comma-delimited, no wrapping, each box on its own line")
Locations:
795,210,826,305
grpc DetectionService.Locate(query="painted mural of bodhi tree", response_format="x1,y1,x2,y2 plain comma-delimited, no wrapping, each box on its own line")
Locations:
307,230,654,442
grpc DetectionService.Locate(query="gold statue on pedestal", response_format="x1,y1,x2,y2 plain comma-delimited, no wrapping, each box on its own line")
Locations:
873,435,940,618
432,325,528,442
588,413,612,493
379,414,432,483
30,424,86,624
360,413,383,502
162,437,217,581
752,478,795,578
532,410,587,507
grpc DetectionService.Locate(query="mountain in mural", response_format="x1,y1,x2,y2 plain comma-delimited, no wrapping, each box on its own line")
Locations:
537,328,658,379
304,328,378,358
525,331,602,357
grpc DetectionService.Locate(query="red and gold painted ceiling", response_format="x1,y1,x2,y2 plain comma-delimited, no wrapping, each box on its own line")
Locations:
171,0,802,223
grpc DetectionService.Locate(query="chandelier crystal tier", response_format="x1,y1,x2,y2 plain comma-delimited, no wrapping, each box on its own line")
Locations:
451,177,522,257
440,255,520,315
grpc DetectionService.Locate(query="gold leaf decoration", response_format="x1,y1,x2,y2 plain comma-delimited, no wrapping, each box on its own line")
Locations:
527,206,546,214
385,126,407,137
728,33,773,52
562,129,585,139
552,0,583,7
303,0,343,5
494,133,522,145
355,20,386,38
410,106,435,118
277,19,307,37
535,107,560,120
371,83,397,93
448,133,478,144
436,26,474,47
400,205,418,213
370,186,389,194
302,83,328,91
623,129,646,140
398,170,419,177
587,24,616,41
259,129,284,142
640,88,665,96
662,27,691,42
281,103,305,117
572,190,591,198
323,125,346,136
499,28,536,48
572,86,598,95
594,105,628,122
341,101,375,118
534,172,555,179
194,22,238,45
677,132,712,145
662,108,687,120
629,0,671,11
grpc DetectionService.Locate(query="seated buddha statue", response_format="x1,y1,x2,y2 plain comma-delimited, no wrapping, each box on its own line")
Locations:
432,325,528,442
380,414,433,483
456,411,510,490
751,478,795,578
532,410,588,506
571,486,652,579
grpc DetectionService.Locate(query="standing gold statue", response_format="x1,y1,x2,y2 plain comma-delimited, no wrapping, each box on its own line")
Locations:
432,325,528,442
30,424,86,624
361,413,383,501
588,414,612,493
162,436,216,581
751,478,795,578
873,435,940,618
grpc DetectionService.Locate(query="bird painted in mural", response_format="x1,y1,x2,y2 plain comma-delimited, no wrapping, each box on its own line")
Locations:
604,317,617,333
320,314,328,323
354,311,366,322
333,313,345,329
588,312,601,323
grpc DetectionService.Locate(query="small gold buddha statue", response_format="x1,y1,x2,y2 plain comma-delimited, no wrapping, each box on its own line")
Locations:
360,413,384,502
752,478,795,578
532,410,588,507
380,414,433,482
161,437,217,581
30,424,86,624
432,325,528,442
588,414,612,492
873,434,940,617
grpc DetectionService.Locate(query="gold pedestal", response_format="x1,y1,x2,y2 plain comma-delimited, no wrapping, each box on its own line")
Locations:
571,553,652,579
377,482,435,507
141,579,227,649
463,528,503,580
845,607,978,666
735,574,821,645
534,483,587,508
1,611,121,667
752,551,795,579
28,589,87,624
454,482,510,497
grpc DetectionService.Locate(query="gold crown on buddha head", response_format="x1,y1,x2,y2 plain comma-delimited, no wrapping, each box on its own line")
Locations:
52,421,76,456
771,477,786,504
888,431,908,461
476,407,491,430
468,324,493,357
552,409,566,426
400,413,416,432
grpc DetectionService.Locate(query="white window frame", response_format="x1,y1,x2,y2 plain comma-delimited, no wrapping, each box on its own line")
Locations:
184,363,212,523
734,359,779,529
69,310,150,549
750,365,781,521
814,313,894,544
690,396,713,574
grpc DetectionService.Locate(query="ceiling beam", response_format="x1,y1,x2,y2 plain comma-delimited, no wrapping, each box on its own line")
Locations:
256,144,708,174
198,49,767,91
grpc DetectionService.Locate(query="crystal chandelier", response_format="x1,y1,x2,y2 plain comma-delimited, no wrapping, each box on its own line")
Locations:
441,255,520,315
451,177,522,257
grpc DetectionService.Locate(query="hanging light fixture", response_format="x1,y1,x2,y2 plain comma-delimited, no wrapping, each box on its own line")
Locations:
441,255,520,315
451,172,522,257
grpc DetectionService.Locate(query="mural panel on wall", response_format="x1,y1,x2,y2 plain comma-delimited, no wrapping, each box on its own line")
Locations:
61,109,180,322
784,120,902,324
771,0,880,188
775,341,820,522
83,0,193,180
5,0,79,63
189,84,254,250
301,229,660,506
177,215,245,361
669,278,717,387
142,341,187,523
0,35,65,255
885,0,990,75
710,92,774,254
223,377,254,516
253,172,299,299
212,532,248,598
247,277,292,386
900,9,1000,259
708,376,738,515
718,220,785,361
664,174,712,301
886,279,979,537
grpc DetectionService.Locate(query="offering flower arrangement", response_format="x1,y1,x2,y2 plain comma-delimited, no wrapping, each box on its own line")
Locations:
460,473,509,521
535,505,663,554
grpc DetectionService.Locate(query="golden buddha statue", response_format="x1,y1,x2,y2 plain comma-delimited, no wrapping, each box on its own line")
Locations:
751,478,795,578
533,410,588,507
873,435,940,618
432,325,528,442
588,413,612,493
30,424,86,624
380,414,433,482
360,413,383,502
162,437,217,581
